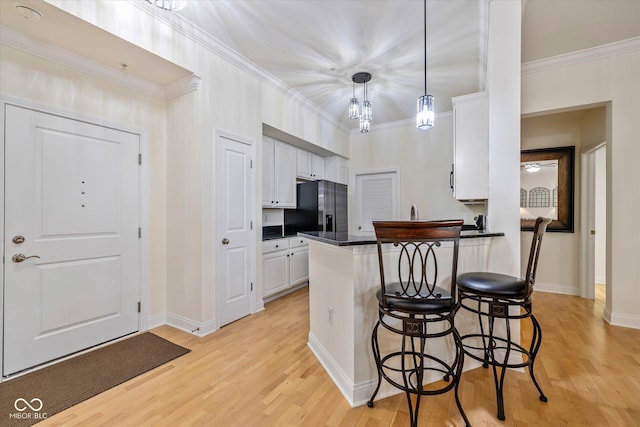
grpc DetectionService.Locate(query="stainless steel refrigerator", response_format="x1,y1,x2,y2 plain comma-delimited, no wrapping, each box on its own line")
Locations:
284,180,347,234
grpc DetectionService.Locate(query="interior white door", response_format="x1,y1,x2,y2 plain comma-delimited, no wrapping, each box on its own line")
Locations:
217,133,254,327
3,105,140,376
353,170,399,234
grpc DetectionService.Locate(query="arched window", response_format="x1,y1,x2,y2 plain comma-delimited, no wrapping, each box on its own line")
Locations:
552,186,558,207
520,189,527,207
529,187,550,208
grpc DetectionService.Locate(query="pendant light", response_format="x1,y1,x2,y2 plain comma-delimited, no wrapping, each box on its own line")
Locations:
348,72,372,133
349,81,360,119
416,0,434,129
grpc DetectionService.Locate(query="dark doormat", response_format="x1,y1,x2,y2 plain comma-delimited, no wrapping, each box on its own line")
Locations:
0,332,190,426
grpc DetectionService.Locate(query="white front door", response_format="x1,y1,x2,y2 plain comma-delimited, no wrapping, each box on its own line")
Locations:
216,132,254,327
3,105,140,376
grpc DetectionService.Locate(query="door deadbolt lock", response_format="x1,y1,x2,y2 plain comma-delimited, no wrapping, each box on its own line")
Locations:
12,235,25,244
222,238,230,245
12,254,41,263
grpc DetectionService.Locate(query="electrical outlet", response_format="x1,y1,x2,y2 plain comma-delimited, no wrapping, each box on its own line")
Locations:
327,305,334,325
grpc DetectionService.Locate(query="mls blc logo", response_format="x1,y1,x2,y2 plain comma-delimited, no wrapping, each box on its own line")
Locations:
9,398,47,420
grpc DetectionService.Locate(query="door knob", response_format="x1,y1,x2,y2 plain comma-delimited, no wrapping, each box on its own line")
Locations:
222,238,230,245
12,254,40,263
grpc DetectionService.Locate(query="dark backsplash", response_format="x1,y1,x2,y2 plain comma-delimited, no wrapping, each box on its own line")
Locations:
262,225,283,240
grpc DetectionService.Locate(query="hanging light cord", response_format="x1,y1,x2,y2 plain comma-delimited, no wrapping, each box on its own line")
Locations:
423,0,427,95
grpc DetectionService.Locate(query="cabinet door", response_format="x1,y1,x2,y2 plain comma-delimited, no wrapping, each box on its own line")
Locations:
274,141,297,208
452,92,488,200
311,154,324,180
289,247,309,286
262,137,275,207
296,149,312,179
263,251,289,296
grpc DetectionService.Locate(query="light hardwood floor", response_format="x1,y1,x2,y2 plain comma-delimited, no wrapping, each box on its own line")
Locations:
43,285,639,426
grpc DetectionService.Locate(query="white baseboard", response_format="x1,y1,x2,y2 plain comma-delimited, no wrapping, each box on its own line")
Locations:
308,332,484,407
307,332,358,406
604,310,640,329
165,313,218,337
535,282,580,296
146,313,167,330
595,276,606,285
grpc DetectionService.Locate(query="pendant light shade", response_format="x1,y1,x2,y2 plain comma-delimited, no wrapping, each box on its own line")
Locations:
416,0,434,130
359,117,371,133
417,95,434,129
349,81,360,119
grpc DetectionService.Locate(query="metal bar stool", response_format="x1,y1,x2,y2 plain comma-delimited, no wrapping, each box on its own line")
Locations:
456,216,551,421
367,220,471,427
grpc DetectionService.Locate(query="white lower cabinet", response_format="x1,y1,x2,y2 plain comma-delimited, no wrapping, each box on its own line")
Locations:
262,237,309,298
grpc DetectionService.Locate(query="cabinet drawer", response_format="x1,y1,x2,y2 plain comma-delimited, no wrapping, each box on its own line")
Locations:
289,237,308,249
262,238,289,254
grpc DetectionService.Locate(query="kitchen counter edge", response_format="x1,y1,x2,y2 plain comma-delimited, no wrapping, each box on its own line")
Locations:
297,230,505,246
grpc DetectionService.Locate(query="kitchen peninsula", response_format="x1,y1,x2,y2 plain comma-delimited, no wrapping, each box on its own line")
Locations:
299,229,504,407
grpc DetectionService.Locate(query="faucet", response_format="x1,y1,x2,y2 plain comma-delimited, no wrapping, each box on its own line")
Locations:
410,204,419,220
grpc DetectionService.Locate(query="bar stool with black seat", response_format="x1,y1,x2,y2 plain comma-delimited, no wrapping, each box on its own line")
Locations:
367,220,471,427
456,216,552,421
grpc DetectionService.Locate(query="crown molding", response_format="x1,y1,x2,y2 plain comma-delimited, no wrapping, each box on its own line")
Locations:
522,37,640,75
0,25,200,101
129,0,350,134
165,73,202,100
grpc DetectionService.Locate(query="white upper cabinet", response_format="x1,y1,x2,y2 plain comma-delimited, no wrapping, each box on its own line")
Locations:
262,136,275,207
324,156,348,185
274,141,297,208
262,137,296,208
311,154,324,180
296,149,312,179
297,148,324,180
451,92,489,201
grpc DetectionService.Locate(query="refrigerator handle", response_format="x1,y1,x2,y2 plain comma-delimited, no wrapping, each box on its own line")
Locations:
325,214,333,232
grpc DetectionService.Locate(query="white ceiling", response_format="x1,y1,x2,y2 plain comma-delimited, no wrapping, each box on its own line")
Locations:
1,0,638,131
174,0,486,129
173,0,639,130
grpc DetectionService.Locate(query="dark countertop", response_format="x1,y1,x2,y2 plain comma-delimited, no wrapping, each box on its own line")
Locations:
298,230,505,246
262,232,299,241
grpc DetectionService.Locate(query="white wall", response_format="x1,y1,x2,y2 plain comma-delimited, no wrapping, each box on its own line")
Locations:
349,116,483,226
0,45,169,318
595,146,606,284
522,38,640,328
5,1,349,331
485,0,521,277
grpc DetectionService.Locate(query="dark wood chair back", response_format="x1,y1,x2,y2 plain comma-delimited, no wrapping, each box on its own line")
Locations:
373,220,463,307
524,216,552,291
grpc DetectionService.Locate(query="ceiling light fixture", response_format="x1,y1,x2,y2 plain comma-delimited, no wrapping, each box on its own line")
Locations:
416,0,434,130
524,163,541,173
348,72,372,133
145,0,186,11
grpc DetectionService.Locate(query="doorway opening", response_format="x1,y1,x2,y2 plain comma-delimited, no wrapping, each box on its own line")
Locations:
580,143,607,312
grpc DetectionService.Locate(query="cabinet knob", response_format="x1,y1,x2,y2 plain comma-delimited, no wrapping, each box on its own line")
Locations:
275,244,279,248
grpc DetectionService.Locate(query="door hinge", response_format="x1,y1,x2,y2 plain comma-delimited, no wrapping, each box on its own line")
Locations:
138,227,142,238
250,159,253,168
251,282,253,292
250,220,253,230
137,301,141,313
138,153,142,165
